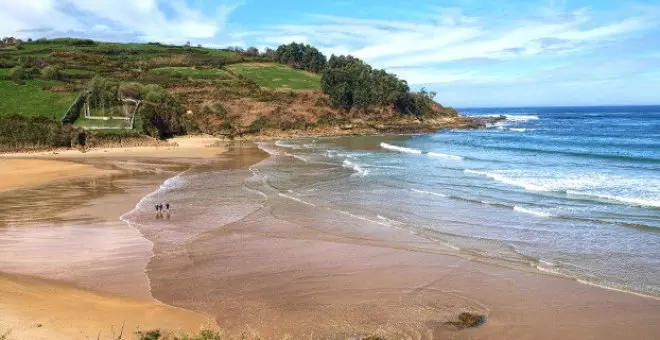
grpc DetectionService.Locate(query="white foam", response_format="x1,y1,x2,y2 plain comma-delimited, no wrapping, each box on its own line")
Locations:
576,279,660,301
513,206,554,218
380,142,422,154
257,143,282,156
539,259,556,267
278,193,316,207
275,140,299,149
342,159,369,176
566,190,660,208
292,154,309,162
381,142,463,160
427,152,464,160
464,169,548,192
338,210,389,226
509,128,528,132
411,189,447,198
504,114,539,122
377,215,404,225
536,265,570,277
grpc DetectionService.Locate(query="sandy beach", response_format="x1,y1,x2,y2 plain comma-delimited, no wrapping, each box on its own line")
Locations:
0,136,226,339
1,137,659,339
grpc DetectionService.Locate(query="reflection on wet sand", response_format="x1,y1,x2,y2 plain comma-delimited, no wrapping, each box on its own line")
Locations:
1,142,660,340
125,143,660,339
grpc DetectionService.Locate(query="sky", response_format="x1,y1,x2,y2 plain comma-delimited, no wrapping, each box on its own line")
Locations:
1,0,659,107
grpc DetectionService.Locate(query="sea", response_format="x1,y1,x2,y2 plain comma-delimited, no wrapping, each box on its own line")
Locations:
248,105,660,297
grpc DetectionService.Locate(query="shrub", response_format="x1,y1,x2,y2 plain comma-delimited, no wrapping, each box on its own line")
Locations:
9,66,27,84
0,114,75,151
247,115,271,132
40,65,62,80
135,84,185,139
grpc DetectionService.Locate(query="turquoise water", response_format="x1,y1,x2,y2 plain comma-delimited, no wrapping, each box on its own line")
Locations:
262,106,660,297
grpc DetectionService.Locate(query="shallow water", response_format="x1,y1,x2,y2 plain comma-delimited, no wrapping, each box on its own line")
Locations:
256,106,660,297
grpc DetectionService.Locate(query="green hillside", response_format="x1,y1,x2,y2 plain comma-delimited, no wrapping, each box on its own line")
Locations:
0,80,79,118
0,38,460,151
149,67,233,80
227,63,321,90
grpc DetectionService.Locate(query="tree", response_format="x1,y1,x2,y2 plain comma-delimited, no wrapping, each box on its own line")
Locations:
275,43,327,73
262,48,276,60
244,47,259,57
321,54,410,111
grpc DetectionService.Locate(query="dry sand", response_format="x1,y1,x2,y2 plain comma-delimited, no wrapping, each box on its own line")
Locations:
0,273,214,340
0,135,225,192
0,159,104,192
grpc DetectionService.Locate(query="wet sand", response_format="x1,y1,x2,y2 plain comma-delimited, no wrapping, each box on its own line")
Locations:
0,137,226,339
129,144,660,339
2,140,660,339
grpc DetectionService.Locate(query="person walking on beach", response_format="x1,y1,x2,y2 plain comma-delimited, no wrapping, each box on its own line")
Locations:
165,203,170,211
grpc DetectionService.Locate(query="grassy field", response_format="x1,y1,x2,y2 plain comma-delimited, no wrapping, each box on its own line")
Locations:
227,63,321,90
149,66,233,80
0,68,10,77
0,39,241,64
0,80,80,118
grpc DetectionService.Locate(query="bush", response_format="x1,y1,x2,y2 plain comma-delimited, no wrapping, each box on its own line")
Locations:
40,65,62,80
0,114,76,151
135,84,185,139
247,115,271,132
9,66,27,84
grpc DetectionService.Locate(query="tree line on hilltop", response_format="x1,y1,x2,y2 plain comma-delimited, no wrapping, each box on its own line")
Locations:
270,42,441,117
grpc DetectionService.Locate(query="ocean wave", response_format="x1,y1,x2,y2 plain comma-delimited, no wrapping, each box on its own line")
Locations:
504,114,539,122
427,152,464,160
257,143,284,156
566,190,660,208
411,189,448,198
465,169,660,210
464,169,548,191
380,142,422,154
513,206,554,218
278,193,316,207
292,154,309,162
539,259,557,267
470,114,540,122
337,210,389,226
275,140,300,149
509,128,530,132
376,215,404,225
576,279,660,301
342,159,369,176
381,142,464,160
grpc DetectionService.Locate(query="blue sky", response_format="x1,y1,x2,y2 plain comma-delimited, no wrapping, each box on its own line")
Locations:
2,0,659,107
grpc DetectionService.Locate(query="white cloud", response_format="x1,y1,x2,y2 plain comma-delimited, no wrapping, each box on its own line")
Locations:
0,0,82,35
240,5,655,85
0,0,239,44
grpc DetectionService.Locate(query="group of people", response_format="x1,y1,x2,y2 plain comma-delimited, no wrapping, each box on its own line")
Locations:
155,202,171,219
